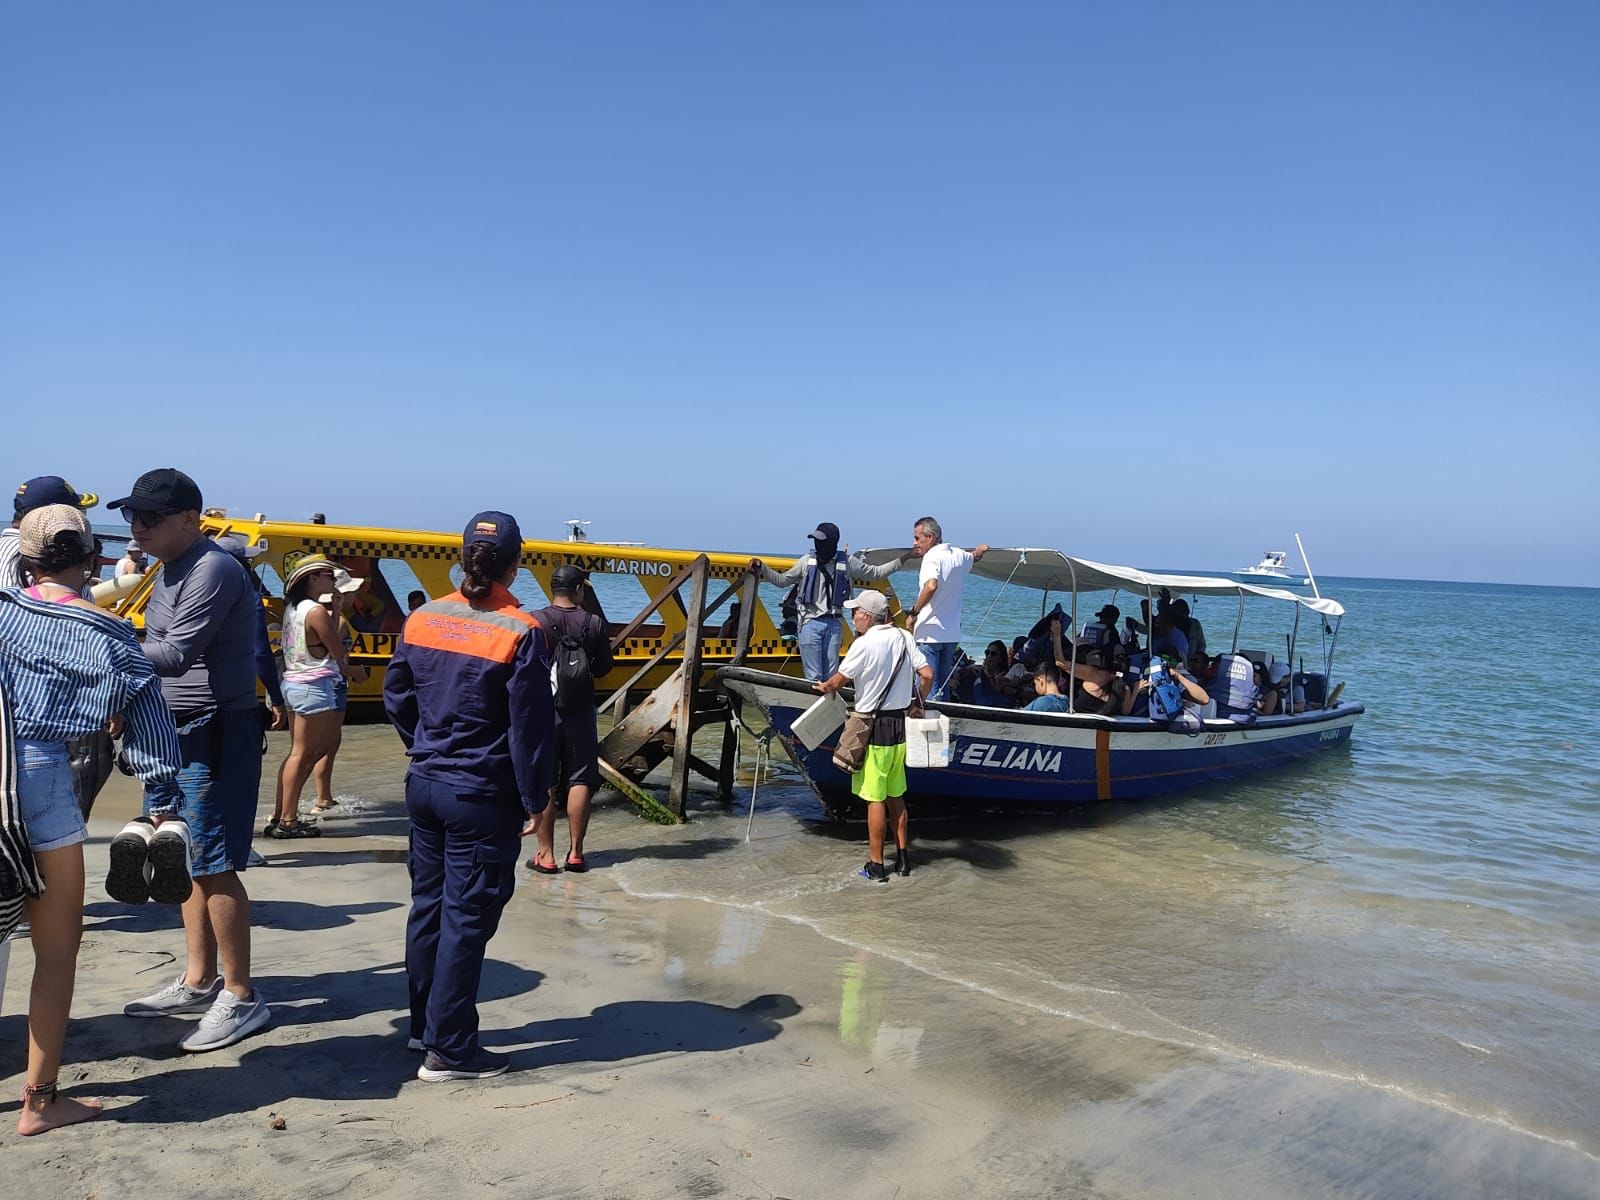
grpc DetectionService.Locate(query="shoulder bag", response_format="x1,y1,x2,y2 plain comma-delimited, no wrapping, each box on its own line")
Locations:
0,679,45,945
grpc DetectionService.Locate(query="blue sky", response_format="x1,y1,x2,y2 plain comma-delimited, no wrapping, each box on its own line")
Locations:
3,3,1595,586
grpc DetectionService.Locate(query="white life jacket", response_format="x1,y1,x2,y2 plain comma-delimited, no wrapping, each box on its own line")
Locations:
1210,654,1260,715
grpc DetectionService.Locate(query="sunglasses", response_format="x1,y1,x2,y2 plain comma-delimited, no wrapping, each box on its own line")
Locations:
119,507,180,527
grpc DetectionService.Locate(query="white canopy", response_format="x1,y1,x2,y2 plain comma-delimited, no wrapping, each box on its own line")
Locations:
861,547,1346,618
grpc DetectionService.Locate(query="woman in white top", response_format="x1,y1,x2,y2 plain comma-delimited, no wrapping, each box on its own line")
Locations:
268,556,352,837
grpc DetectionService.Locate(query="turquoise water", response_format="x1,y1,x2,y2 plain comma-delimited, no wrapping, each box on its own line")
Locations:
597,571,1600,1188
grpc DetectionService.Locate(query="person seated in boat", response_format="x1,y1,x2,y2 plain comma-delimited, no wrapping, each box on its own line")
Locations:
1171,658,1215,719
1170,598,1206,658
944,648,978,704
1070,644,1141,716
1150,608,1190,663
1023,662,1070,712
1120,615,1143,652
1254,662,1281,716
970,640,1023,707
1126,659,1210,719
1009,636,1027,665
1078,604,1121,656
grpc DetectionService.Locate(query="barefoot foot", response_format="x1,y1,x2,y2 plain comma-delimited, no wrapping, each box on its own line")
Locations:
18,1093,104,1136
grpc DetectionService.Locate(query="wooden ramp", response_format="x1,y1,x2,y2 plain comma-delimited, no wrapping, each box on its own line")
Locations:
596,555,763,822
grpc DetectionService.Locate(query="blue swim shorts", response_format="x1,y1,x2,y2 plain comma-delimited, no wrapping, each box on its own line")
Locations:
16,739,88,852
170,708,263,876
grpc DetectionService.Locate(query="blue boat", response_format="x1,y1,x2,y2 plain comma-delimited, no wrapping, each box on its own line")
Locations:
717,548,1362,819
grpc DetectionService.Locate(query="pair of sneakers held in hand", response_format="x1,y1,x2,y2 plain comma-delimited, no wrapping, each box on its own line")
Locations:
106,816,193,905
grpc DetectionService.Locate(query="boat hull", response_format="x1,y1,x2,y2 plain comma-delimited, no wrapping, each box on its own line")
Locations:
719,667,1361,817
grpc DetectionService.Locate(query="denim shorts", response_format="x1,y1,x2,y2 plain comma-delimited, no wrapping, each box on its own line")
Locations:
171,709,263,876
16,740,88,852
283,673,346,716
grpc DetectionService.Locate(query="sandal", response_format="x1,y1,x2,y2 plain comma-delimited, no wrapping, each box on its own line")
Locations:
564,856,589,874
526,854,560,875
267,821,322,839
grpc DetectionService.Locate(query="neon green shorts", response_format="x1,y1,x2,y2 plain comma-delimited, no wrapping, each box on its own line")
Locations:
851,742,907,803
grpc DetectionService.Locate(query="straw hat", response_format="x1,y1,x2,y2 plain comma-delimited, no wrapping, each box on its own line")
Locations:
284,554,339,592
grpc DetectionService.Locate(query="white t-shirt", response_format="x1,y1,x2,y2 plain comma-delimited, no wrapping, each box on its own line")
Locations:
838,624,929,712
912,543,974,643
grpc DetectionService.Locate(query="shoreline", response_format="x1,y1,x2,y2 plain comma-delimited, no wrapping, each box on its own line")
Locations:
3,773,1596,1199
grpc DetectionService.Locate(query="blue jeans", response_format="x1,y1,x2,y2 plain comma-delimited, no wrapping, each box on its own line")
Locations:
405,772,522,1064
919,642,961,702
798,616,843,682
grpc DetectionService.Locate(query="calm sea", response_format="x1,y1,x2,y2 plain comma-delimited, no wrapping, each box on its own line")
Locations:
314,569,1600,1191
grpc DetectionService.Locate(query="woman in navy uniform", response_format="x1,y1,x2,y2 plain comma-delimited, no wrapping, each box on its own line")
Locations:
383,511,555,1081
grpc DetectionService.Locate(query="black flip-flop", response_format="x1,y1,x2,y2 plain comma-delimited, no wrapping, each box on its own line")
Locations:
526,856,560,875
564,857,590,874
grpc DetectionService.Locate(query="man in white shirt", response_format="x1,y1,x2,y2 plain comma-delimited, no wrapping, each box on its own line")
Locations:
815,590,933,882
904,516,988,703
116,539,148,578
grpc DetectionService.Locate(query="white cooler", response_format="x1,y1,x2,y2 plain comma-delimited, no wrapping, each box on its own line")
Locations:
905,714,951,769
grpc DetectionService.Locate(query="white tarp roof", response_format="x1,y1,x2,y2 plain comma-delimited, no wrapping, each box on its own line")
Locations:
861,547,1345,618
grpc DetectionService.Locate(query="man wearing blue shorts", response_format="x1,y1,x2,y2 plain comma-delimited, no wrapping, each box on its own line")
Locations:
107,468,271,1052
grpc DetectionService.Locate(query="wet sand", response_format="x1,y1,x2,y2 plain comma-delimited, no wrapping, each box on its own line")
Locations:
3,766,1597,1199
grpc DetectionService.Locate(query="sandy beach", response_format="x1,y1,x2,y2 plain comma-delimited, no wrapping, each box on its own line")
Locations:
4,748,1597,1200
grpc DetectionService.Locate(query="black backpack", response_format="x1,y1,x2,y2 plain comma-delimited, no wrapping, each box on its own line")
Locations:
550,627,594,711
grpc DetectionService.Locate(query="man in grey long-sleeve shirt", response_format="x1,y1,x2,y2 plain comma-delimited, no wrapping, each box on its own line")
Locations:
748,521,903,681
105,467,272,1053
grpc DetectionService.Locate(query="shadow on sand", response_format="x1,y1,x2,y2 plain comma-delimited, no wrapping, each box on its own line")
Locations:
41,976,800,1126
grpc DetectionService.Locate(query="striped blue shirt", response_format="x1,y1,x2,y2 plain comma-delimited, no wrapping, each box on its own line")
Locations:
0,589,184,813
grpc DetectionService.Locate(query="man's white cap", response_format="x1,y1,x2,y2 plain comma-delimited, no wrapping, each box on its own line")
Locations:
843,589,888,618
331,566,363,594
1267,661,1291,684
213,532,265,559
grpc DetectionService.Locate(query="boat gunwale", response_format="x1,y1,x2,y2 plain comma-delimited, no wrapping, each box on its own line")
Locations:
717,665,1364,734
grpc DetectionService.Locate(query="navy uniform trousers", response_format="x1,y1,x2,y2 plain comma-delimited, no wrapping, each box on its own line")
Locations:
404,772,523,1064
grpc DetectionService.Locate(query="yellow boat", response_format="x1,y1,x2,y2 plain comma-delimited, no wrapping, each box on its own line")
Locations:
110,514,831,718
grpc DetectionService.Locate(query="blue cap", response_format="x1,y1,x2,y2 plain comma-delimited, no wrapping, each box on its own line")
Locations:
15,475,98,519
463,510,522,567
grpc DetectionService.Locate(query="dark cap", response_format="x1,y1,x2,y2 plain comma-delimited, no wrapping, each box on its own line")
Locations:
807,521,840,543
463,510,522,567
14,475,98,519
105,468,202,515
1095,603,1120,623
550,563,589,592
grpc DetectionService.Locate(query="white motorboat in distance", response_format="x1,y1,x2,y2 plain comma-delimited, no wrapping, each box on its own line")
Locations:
1234,551,1308,585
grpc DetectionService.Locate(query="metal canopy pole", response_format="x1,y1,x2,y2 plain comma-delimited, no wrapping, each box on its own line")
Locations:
1066,560,1080,712
1231,591,1244,653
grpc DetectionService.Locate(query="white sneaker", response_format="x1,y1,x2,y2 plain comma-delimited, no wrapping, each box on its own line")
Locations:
124,974,224,1017
106,818,155,905
180,988,270,1052
147,820,194,904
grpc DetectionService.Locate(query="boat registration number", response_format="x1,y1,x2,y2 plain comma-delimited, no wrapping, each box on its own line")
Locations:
1203,732,1228,746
